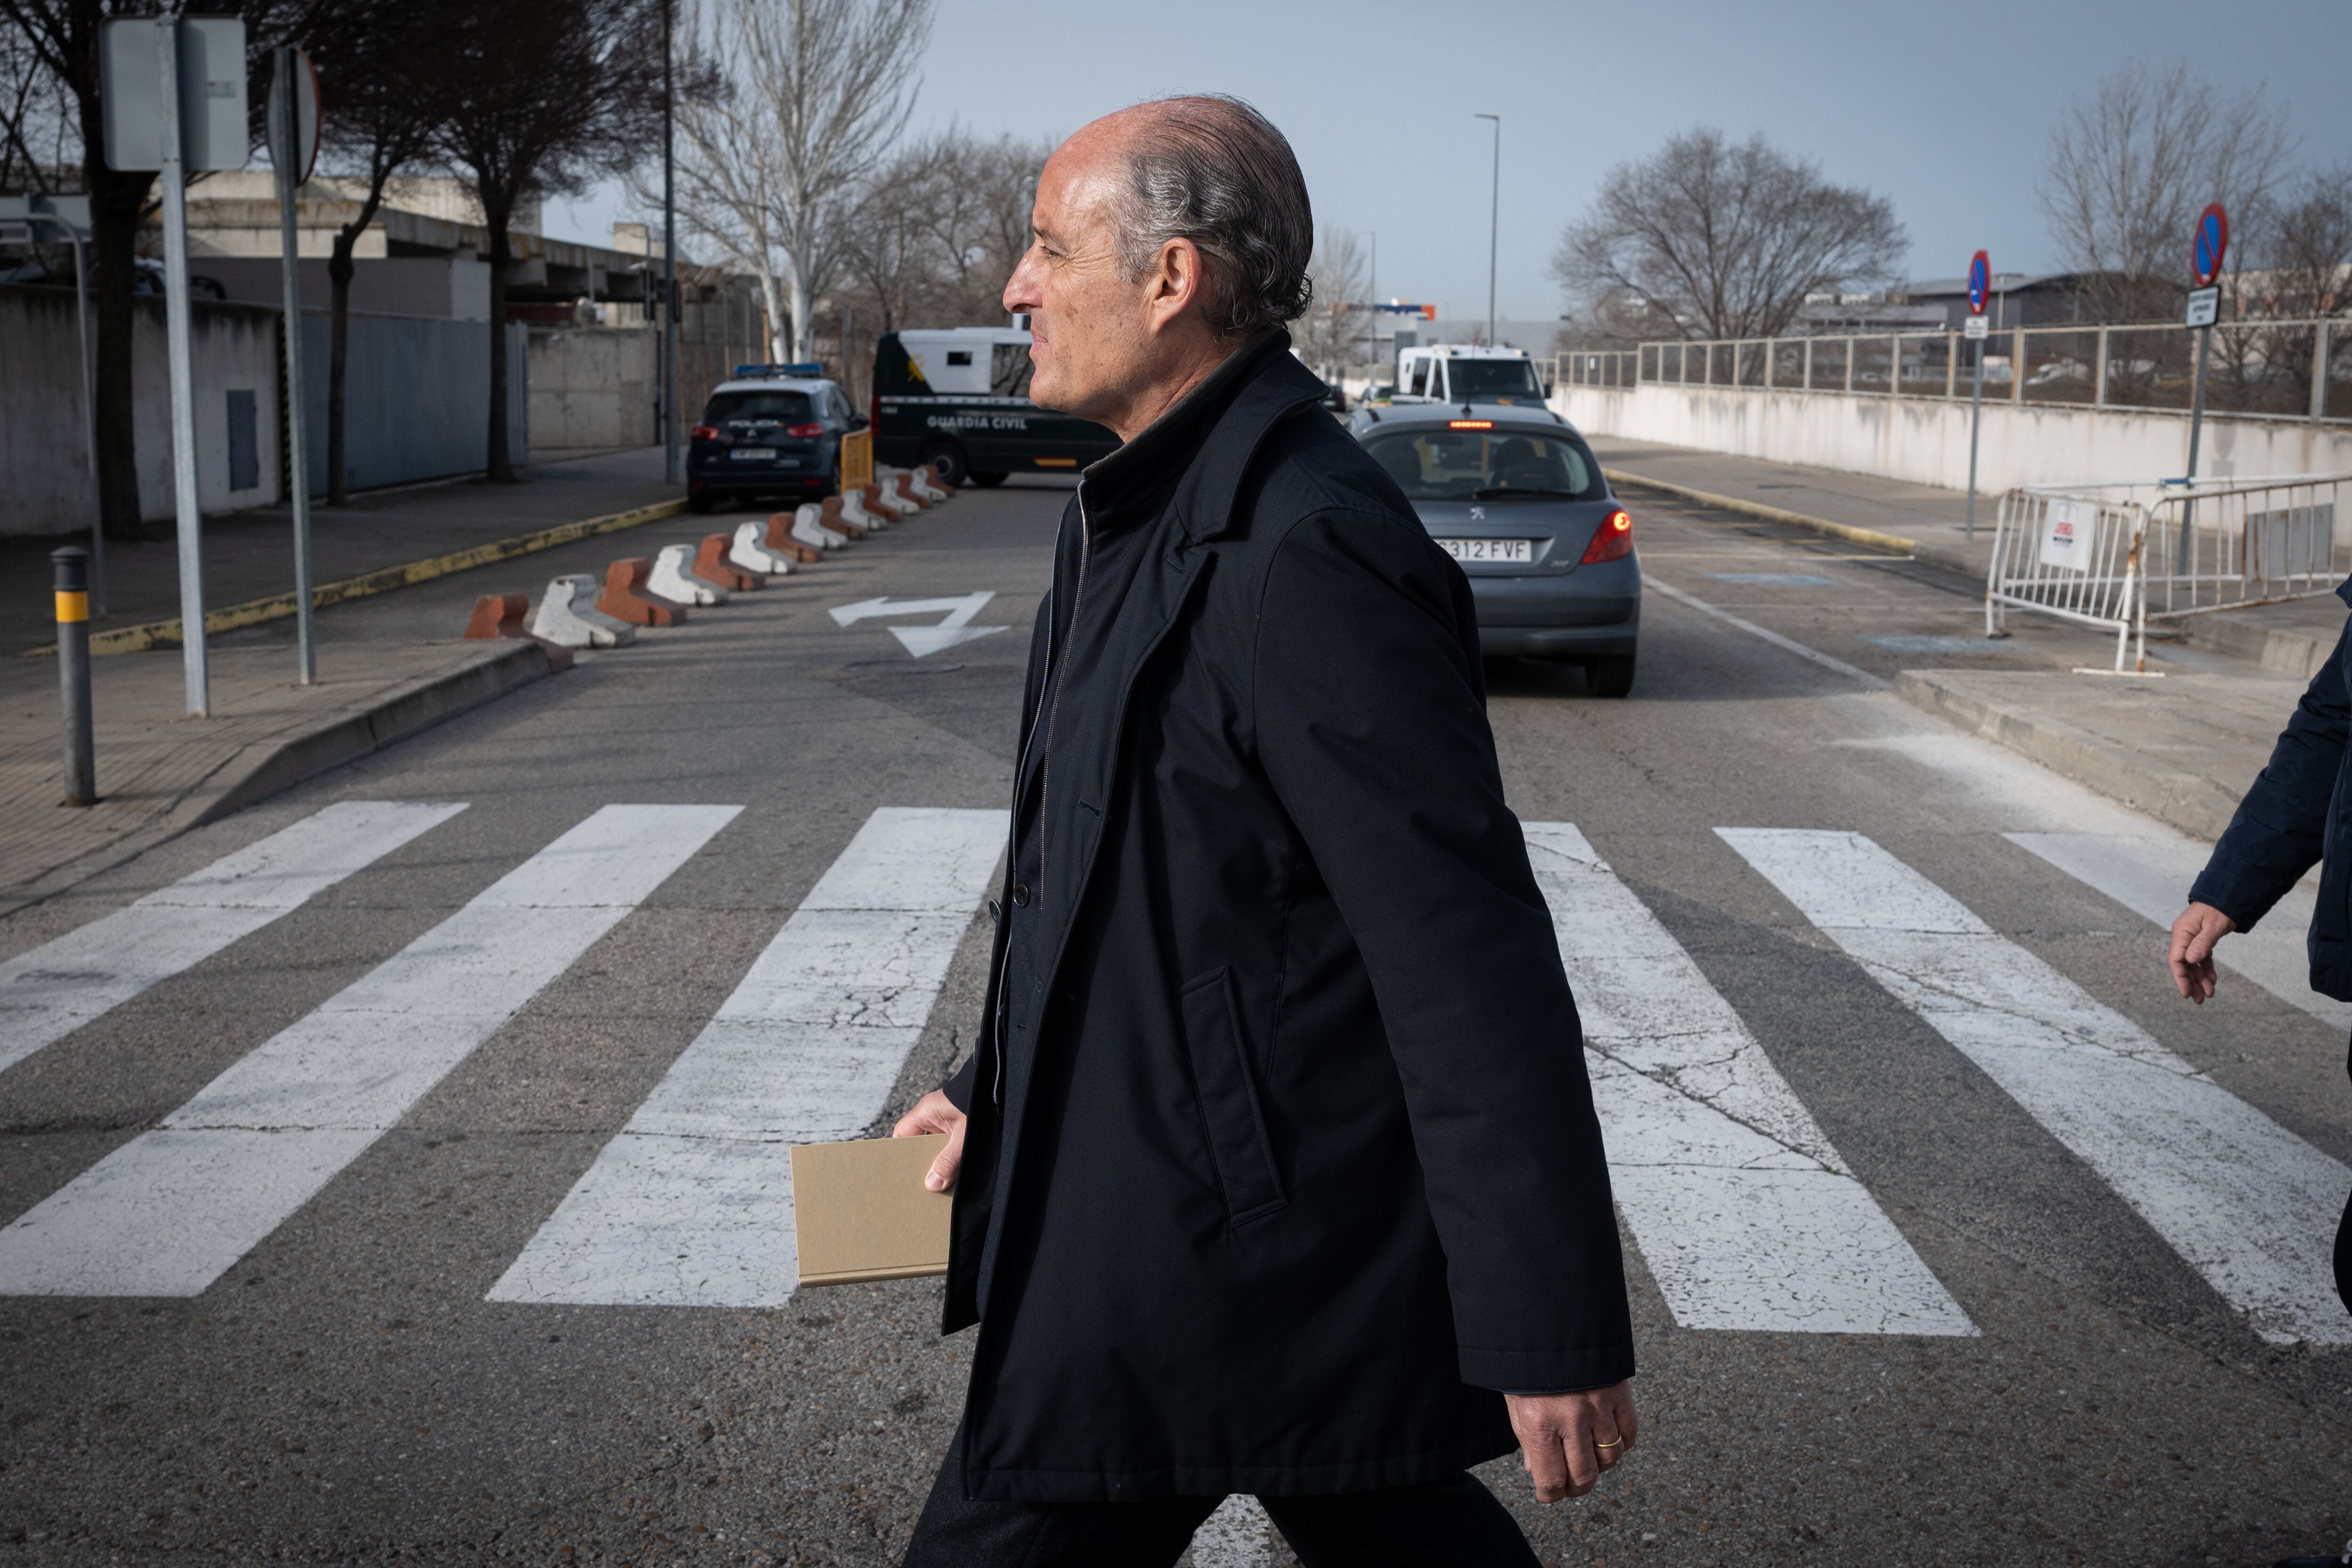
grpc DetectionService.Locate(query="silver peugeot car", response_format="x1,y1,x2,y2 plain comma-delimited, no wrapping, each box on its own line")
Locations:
1347,402,1640,696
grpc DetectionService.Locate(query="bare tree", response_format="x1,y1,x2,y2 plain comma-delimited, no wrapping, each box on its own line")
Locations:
438,0,662,481
727,0,933,363
312,0,455,504
2039,60,2292,321
1289,225,1367,380
1551,128,1905,343
830,131,1042,334
647,0,791,361
2250,166,2352,318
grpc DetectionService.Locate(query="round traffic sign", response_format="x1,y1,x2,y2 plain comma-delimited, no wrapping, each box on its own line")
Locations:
1967,250,1990,315
2192,203,2228,287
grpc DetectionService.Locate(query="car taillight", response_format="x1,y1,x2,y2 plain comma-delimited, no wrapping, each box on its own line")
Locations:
786,421,824,438
868,394,880,430
1580,509,1633,564
691,424,720,442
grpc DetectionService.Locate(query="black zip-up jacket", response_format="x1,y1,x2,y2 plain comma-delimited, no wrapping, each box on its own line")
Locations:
2192,578,2352,1004
939,333,1635,1503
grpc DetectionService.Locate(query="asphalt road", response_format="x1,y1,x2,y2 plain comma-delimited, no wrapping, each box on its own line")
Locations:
0,471,2346,1567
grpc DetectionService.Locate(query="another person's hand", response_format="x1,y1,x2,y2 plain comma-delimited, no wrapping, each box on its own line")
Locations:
1505,1381,1637,1502
2168,902,2237,1003
892,1090,967,1192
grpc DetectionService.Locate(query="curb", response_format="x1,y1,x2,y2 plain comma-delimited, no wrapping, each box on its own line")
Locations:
2177,613,2335,681
1890,669,2242,842
1601,468,1983,578
26,498,689,659
0,640,559,921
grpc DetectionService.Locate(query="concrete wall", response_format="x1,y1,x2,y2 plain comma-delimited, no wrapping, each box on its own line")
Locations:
195,256,493,320
527,326,656,449
1,286,285,537
297,315,529,496
0,284,528,536
1552,381,2352,499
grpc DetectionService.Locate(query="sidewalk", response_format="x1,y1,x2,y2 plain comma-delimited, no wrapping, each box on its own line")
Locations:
1590,434,2346,679
3,447,674,657
1588,434,2342,844
0,448,687,912
0,638,557,916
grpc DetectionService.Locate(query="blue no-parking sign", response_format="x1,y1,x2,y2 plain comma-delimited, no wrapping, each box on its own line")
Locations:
1967,251,1990,315
2192,203,2228,287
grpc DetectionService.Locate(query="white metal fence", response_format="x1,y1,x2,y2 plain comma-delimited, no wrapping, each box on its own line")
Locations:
1985,473,2352,669
1554,316,2352,424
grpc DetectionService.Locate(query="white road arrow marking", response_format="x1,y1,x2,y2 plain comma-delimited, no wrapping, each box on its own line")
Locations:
827,592,1007,658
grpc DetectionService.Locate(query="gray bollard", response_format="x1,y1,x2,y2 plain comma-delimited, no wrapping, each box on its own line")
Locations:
53,547,94,807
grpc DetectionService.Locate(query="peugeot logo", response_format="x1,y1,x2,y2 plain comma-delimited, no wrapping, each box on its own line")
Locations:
1469,506,1485,521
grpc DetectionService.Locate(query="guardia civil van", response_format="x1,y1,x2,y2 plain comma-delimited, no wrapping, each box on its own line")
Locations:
870,327,1118,486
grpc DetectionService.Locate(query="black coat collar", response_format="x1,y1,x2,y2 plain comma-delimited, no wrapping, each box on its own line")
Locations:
1076,332,1329,543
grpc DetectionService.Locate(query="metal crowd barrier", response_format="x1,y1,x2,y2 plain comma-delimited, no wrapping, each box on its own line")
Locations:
1986,473,2352,672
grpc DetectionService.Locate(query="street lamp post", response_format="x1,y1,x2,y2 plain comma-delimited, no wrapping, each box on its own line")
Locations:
661,0,680,487
1475,113,1498,346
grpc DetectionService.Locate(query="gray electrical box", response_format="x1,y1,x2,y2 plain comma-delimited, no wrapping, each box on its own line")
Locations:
101,16,248,172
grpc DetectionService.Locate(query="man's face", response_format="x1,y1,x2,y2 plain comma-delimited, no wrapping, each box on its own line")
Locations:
1002,127,1154,424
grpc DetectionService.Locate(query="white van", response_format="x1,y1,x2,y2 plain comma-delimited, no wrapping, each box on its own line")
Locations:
1394,345,1549,409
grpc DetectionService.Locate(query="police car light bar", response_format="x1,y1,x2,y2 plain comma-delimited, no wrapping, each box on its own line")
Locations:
733,362,825,378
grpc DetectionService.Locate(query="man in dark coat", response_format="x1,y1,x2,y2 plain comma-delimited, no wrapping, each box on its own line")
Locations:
891,95,1637,1567
2172,576,2352,1324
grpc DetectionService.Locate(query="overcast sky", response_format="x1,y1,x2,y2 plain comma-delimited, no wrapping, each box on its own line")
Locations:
545,0,2349,323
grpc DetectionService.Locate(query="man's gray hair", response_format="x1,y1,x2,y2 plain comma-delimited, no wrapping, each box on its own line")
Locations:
1112,95,1313,338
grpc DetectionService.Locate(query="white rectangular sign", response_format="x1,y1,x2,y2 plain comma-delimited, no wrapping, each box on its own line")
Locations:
2039,499,2094,571
1964,315,1989,341
2185,286,2220,329
101,16,248,172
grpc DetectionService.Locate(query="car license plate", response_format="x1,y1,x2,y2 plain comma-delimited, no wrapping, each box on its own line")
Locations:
1435,538,1533,563
731,447,777,461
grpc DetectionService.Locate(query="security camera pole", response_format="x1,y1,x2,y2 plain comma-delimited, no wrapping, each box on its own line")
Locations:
661,0,680,486
1475,113,1498,346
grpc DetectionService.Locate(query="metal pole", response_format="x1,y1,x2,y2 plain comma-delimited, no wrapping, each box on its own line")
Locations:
271,48,316,685
661,0,680,485
1475,114,1499,346
157,18,209,718
1966,331,1984,542
54,548,94,807
2179,320,2212,574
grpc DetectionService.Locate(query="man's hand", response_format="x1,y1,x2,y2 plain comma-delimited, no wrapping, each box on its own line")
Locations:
1506,1381,1637,1503
892,1090,966,1192
2169,902,2237,1003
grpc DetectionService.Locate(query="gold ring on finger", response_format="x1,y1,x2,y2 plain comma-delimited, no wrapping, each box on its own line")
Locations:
1594,1437,1623,1449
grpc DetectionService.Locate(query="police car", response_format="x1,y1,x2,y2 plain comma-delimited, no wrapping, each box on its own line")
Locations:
686,364,861,513
870,327,1117,487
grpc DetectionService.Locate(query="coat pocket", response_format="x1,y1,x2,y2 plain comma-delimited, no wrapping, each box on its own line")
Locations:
1178,969,1287,1226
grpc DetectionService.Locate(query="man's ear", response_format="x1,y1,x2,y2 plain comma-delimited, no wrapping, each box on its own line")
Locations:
1145,236,1207,332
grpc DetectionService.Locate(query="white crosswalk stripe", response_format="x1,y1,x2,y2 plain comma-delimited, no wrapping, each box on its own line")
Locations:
487,806,1004,1308
0,805,738,1297
1526,824,1974,1336
1720,827,2352,1346
2006,830,2352,1031
0,801,467,1075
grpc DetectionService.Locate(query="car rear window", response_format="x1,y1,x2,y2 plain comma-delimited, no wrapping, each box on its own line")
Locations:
1445,359,1545,403
1362,429,1600,503
704,390,813,423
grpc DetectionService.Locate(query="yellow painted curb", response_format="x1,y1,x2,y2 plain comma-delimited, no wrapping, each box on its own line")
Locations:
26,498,688,658
1601,468,1920,557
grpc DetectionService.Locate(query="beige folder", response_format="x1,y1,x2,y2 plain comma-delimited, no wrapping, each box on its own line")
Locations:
790,1134,953,1288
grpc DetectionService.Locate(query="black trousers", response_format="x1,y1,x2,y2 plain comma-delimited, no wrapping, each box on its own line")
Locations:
901,1424,1542,1568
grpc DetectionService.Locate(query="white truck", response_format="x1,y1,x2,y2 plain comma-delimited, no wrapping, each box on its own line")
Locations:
1392,345,1549,409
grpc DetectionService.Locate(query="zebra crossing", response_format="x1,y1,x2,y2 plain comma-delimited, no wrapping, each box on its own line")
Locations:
0,798,2345,1347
